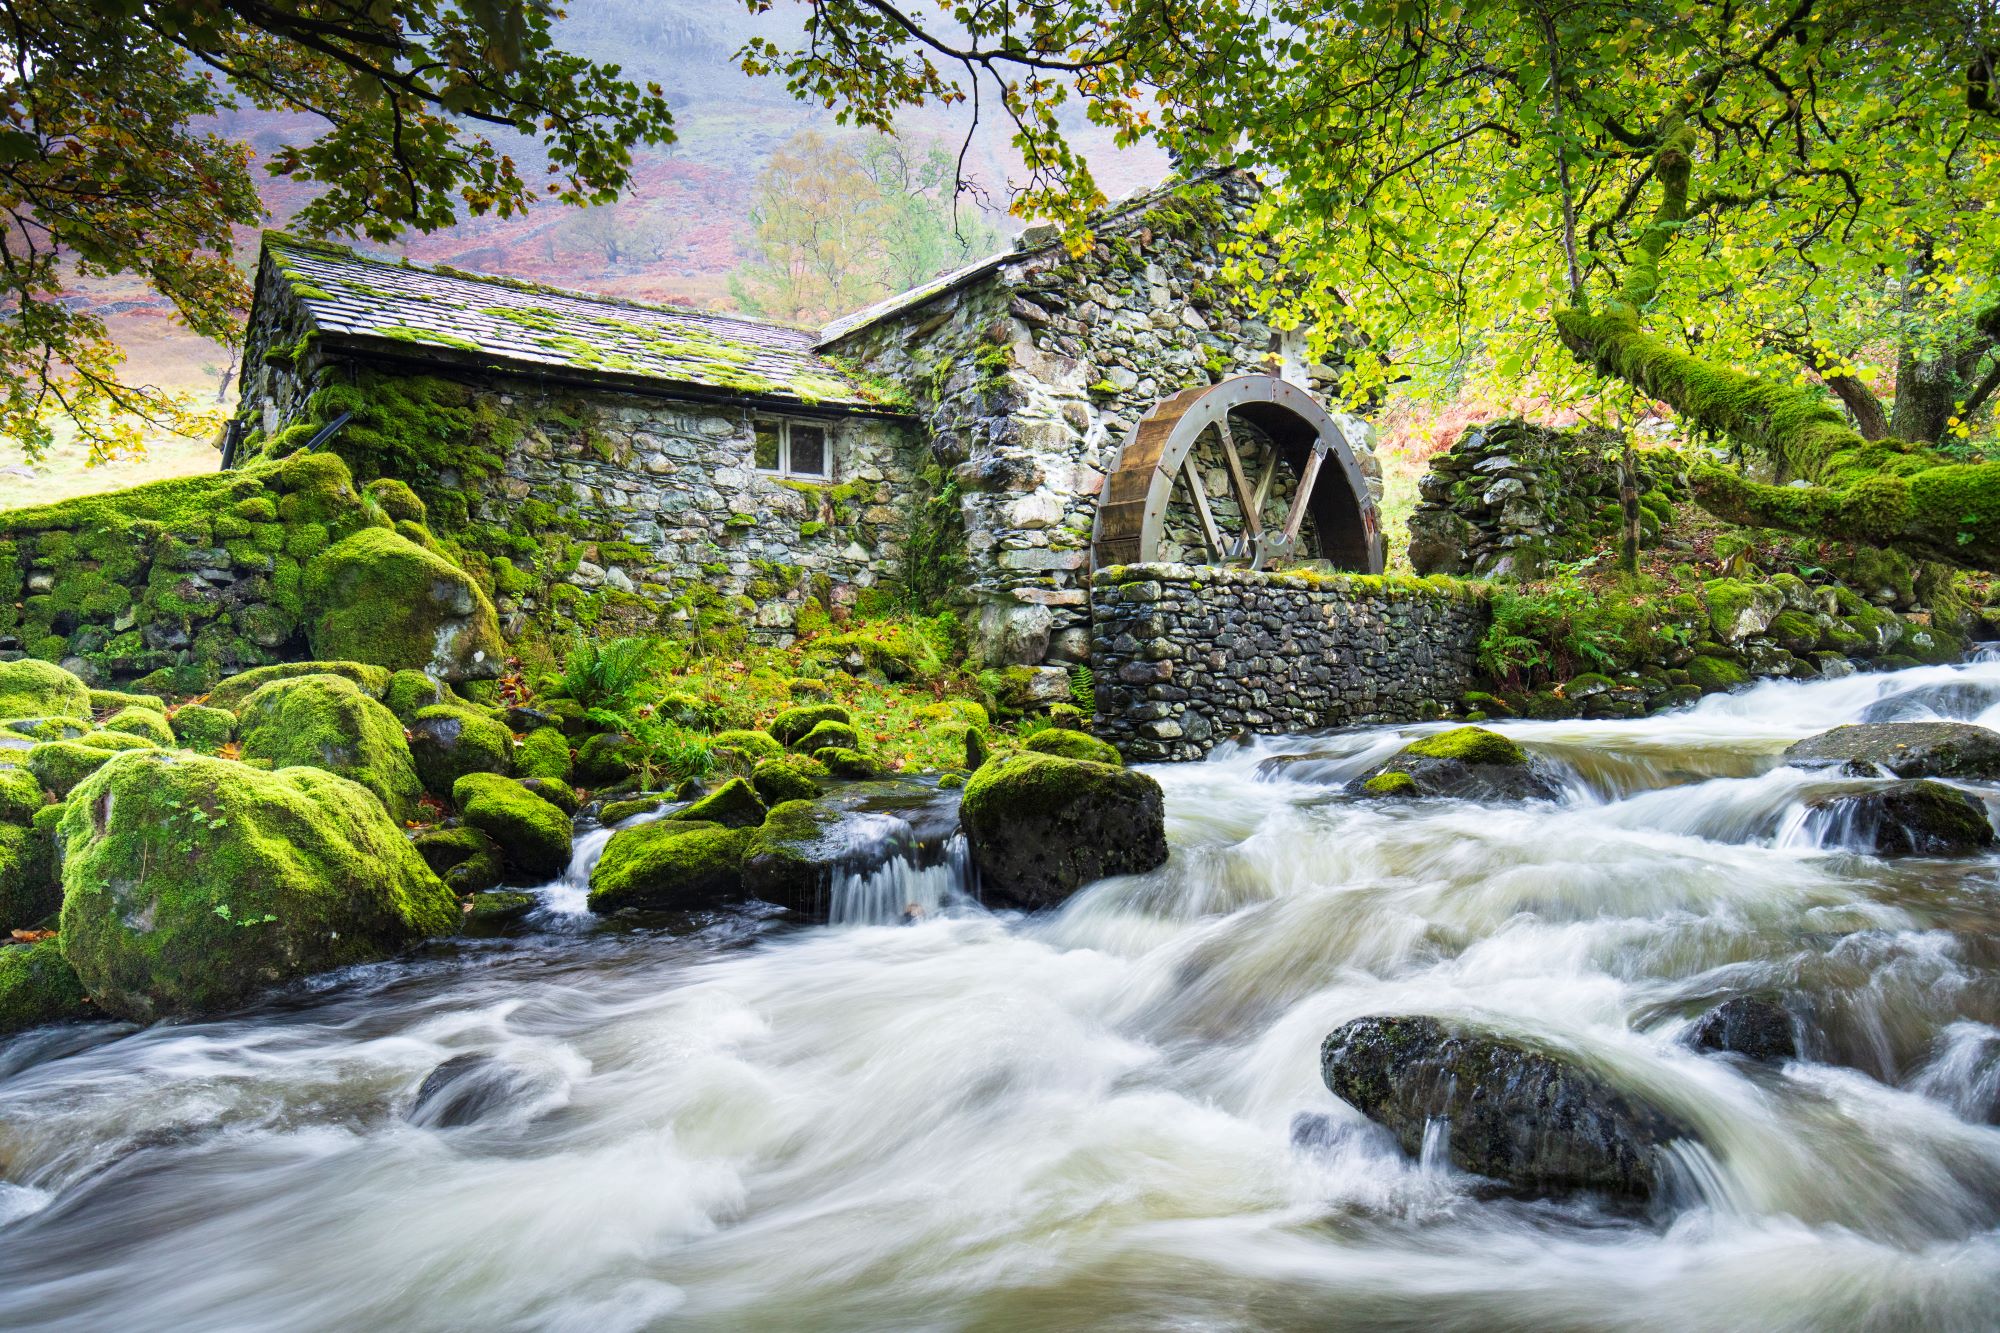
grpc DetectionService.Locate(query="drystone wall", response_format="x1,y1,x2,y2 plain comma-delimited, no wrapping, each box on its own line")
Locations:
826,171,1381,668
1090,564,1489,761
238,349,925,644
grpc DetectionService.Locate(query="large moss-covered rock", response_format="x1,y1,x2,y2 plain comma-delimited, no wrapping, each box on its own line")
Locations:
0,938,91,1036
0,807,61,929
1783,722,2000,780
236,675,424,822
768,703,852,748
0,659,91,721
587,820,750,913
168,703,236,754
515,726,572,782
1685,654,1750,694
669,776,767,829
1348,726,1561,802
1804,780,1995,856
28,738,143,797
518,775,578,815
960,754,1167,909
89,687,167,715
208,660,393,713
740,781,962,918
101,706,174,746
751,754,820,806
383,668,450,722
58,751,459,1021
408,705,514,797
411,823,505,893
0,764,44,825
305,527,504,681
1023,728,1123,765
1321,1015,1697,1200
573,731,641,787
451,773,571,882
791,719,860,753
710,729,784,762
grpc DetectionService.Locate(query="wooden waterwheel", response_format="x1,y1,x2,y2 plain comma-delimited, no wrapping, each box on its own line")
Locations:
1090,374,1385,573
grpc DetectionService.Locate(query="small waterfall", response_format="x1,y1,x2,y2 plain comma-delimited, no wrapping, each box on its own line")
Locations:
538,806,671,917
825,833,977,927
1418,1116,1452,1174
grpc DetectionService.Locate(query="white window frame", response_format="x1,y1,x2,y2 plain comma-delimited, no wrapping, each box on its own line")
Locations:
753,417,833,481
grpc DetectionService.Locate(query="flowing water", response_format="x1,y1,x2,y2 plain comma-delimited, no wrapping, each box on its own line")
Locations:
6,660,2000,1330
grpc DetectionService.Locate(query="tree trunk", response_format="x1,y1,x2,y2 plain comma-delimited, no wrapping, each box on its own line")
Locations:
1890,344,1964,443
1824,373,1888,441
1618,433,1640,575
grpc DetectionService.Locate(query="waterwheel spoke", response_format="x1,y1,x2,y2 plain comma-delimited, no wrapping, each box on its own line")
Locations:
1215,413,1262,554
1278,441,1329,545
1178,456,1226,562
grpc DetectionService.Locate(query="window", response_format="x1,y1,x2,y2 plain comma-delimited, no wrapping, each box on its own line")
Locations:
753,419,829,479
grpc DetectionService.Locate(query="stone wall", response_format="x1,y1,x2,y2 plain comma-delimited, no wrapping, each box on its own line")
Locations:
1089,563,1489,761
238,351,925,644
826,170,1380,667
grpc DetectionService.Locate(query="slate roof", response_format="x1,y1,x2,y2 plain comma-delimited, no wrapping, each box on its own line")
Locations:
263,237,905,413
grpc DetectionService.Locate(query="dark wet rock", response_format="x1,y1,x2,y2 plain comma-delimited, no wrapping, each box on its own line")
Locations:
1254,750,1368,785
1859,682,2000,724
587,820,749,913
1783,722,2000,780
462,890,536,934
741,781,963,918
407,1052,536,1129
1803,780,1995,856
960,754,1167,909
411,823,504,893
667,776,767,830
1320,1015,1697,1201
1684,997,1798,1063
1346,726,1562,802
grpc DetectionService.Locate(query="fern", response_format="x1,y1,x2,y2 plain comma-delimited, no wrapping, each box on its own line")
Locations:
555,634,665,715
1069,664,1096,713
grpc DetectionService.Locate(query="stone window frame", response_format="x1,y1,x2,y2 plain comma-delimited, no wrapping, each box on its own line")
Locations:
752,416,834,481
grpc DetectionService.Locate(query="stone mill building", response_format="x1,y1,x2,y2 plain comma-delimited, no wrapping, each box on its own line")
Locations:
232,168,1389,675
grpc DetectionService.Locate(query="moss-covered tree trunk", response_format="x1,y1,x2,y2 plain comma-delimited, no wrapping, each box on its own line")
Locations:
1553,134,2000,570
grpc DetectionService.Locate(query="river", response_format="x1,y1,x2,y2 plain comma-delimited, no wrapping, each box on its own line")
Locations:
3,659,1999,1331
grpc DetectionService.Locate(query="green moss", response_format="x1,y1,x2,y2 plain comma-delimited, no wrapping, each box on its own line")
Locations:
751,755,820,806
376,324,483,352
59,750,457,1020
1400,726,1526,766
519,776,578,814
408,704,515,797
1768,610,1823,652
516,725,572,781
573,731,641,787
89,688,167,714
364,478,428,525
1686,655,1750,693
209,661,393,712
102,707,175,746
0,659,91,720
587,820,750,913
599,794,665,825
792,719,860,753
383,669,448,721
709,729,783,761
0,938,91,1035
411,823,505,893
812,746,880,778
28,740,126,796
78,730,156,754
305,527,505,680
1023,728,1123,765
768,703,853,747
669,776,767,830
168,703,236,754
236,674,424,821
0,765,43,826
1359,771,1420,797
451,773,570,881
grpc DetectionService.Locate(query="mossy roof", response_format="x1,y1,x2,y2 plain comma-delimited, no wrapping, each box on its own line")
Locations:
262,237,894,411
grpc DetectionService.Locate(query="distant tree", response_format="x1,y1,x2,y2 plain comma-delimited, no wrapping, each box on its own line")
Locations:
0,0,675,460
565,201,666,268
729,128,1002,323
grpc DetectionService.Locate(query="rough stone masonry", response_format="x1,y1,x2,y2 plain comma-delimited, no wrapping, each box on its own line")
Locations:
1090,564,1491,760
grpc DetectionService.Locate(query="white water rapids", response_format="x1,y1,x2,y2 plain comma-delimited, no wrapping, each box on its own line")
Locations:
5,659,2000,1329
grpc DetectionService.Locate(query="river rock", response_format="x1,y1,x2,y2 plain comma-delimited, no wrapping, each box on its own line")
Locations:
0,937,91,1036
1684,997,1798,1063
740,781,962,918
1859,681,2000,724
407,1052,539,1129
587,819,750,913
1804,780,1995,856
58,751,459,1021
452,774,571,882
1783,722,2000,780
235,674,424,822
304,527,504,680
960,754,1167,909
407,705,514,796
1320,1015,1697,1200
1347,726,1561,802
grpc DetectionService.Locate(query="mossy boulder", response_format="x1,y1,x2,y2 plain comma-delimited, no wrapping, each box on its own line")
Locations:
813,746,880,779
804,625,941,681
383,669,450,721
304,527,505,681
960,753,1168,909
463,890,536,934
168,703,236,754
102,706,175,746
1686,655,1750,694
161,704,229,755
451,774,571,882
1321,1015,1697,1201
58,751,459,1021
599,795,666,826
740,781,964,919
408,705,515,797
237,675,424,822
518,776,578,815
364,477,427,523
1023,728,1122,765
587,820,751,913
0,815,59,930
709,729,784,762
1703,578,1784,643
0,938,91,1036
28,739,129,797
751,755,820,806
411,823,505,893
0,765,43,825
208,661,393,712
89,688,167,715
1767,610,1824,655
739,799,844,914
515,726,572,782
1348,727,1560,802
0,659,91,721
668,776,767,830
792,719,860,753
1804,780,1995,856
573,732,641,787
768,703,852,748
1783,722,2000,780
